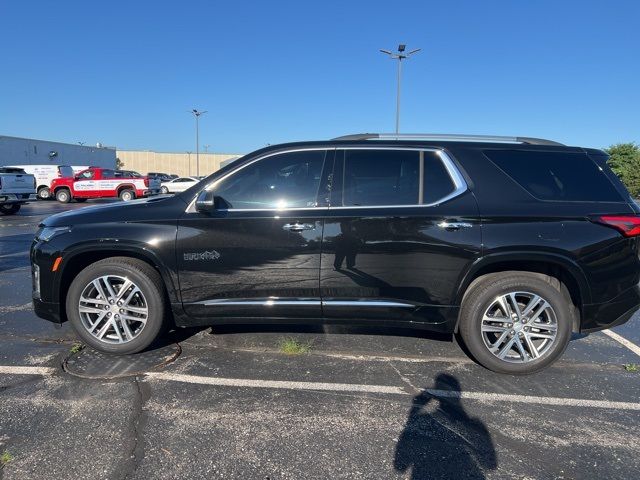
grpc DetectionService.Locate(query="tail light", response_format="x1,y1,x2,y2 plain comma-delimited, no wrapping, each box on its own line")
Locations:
591,215,640,237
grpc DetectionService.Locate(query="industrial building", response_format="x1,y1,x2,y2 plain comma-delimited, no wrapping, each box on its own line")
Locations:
0,135,116,169
116,150,242,177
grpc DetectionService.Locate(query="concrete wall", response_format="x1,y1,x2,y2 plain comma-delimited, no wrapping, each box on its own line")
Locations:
116,150,242,177
0,135,116,169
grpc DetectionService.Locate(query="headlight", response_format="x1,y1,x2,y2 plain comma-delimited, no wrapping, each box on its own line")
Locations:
37,226,72,242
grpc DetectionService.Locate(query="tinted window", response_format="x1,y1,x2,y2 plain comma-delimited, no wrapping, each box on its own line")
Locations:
342,150,420,206
423,152,456,204
485,150,623,202
214,150,326,209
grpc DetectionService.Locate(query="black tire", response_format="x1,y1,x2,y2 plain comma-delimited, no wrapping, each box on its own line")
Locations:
458,272,573,375
75,198,88,203
65,257,167,354
38,187,51,200
160,186,169,194
56,189,71,203
119,189,135,201
0,203,20,215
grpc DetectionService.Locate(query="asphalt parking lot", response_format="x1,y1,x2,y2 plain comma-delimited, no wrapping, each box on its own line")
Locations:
1,200,640,480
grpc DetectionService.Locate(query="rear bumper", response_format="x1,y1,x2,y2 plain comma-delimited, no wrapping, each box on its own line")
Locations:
142,189,161,196
0,193,37,203
581,284,640,332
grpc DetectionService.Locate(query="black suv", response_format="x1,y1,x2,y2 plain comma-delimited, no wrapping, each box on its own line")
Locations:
31,133,640,374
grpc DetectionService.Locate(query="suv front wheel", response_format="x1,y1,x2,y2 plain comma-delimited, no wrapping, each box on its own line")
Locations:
66,257,167,354
458,272,573,374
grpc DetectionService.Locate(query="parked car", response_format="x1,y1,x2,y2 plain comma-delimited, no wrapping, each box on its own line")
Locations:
160,176,200,194
0,167,37,215
148,172,173,182
31,133,640,374
50,167,161,203
7,164,75,200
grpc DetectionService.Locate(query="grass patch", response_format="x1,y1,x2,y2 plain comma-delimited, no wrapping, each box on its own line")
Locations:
69,343,84,354
1,451,13,468
278,338,312,355
624,363,638,372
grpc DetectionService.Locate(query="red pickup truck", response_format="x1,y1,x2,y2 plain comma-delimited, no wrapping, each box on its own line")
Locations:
51,167,162,203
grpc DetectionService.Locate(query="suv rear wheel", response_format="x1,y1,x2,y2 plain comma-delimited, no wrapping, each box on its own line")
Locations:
66,257,167,354
458,272,573,374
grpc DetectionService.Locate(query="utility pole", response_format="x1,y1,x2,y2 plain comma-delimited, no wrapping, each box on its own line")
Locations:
379,44,421,135
190,109,207,176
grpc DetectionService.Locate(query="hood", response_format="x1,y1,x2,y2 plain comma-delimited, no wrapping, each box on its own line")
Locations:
42,195,185,227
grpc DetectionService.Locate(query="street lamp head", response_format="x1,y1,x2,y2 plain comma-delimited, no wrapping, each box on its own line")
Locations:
380,49,392,55
398,44,406,52
407,48,421,56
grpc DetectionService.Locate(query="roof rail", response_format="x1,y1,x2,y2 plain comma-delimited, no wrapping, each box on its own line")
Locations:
332,133,564,146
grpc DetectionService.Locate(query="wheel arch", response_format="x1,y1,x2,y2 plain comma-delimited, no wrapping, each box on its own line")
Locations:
116,184,136,194
57,246,179,323
455,253,590,332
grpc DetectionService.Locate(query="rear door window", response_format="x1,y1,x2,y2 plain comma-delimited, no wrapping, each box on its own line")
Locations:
342,150,420,206
484,150,623,202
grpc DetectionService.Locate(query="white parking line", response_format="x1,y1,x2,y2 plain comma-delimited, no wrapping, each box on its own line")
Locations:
147,372,406,395
3,365,640,411
0,365,56,375
148,372,640,411
602,329,640,357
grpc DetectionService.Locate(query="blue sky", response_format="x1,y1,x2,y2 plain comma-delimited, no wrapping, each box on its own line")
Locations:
0,0,638,153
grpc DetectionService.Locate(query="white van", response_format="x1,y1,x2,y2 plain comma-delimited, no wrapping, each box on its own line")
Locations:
8,165,75,199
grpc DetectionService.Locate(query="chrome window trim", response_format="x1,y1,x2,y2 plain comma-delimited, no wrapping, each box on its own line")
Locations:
185,146,468,213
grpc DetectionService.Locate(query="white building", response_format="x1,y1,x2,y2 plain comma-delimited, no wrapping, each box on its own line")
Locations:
0,135,116,169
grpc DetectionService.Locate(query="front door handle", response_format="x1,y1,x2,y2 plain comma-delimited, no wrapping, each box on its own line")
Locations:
283,223,315,232
437,221,473,231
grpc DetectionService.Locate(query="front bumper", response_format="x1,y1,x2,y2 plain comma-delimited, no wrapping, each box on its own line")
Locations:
33,297,62,323
0,193,37,204
581,283,640,332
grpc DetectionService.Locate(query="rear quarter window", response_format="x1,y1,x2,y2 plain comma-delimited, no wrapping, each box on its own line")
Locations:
484,150,623,202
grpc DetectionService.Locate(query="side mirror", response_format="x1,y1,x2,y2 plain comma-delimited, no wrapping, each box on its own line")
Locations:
196,190,222,213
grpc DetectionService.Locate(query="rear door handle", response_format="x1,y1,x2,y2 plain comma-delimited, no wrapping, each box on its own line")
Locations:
437,221,473,231
283,223,315,232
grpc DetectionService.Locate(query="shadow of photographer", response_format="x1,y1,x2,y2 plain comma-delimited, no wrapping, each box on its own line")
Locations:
394,373,497,479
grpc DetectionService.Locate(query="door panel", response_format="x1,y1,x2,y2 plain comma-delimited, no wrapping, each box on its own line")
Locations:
320,148,482,326
177,149,333,319
178,210,325,318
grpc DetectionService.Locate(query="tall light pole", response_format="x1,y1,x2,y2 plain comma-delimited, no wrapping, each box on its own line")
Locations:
190,109,207,176
380,44,421,134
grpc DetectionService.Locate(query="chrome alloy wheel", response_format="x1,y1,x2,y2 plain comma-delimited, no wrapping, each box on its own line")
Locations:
78,275,148,344
481,291,558,363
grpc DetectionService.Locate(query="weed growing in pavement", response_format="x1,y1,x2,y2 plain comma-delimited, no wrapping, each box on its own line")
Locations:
624,363,638,372
70,343,84,354
1,451,13,468
279,338,312,355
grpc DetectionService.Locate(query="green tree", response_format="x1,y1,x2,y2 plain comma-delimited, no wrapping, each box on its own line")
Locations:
116,157,124,170
605,143,640,197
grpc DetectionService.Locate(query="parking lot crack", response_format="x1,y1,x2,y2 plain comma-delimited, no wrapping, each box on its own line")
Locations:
389,360,420,394
118,376,150,480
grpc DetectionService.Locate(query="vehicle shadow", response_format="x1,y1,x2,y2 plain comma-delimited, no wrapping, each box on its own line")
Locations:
394,374,497,479
207,323,453,343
